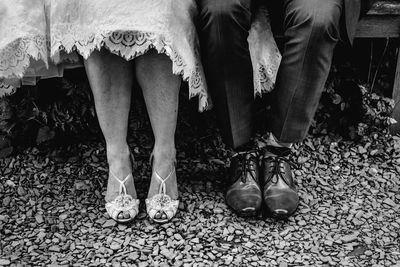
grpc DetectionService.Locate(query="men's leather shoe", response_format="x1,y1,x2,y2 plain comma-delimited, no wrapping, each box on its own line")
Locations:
262,146,299,219
226,151,262,217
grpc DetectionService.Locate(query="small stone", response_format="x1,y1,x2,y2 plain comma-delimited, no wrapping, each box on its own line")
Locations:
244,242,254,248
383,198,396,207
123,236,131,247
355,211,364,219
59,214,68,220
2,196,10,207
37,231,46,241
223,228,229,236
110,242,121,251
332,165,340,171
0,259,11,266
35,214,44,224
320,256,331,263
0,215,8,222
364,237,372,245
103,219,117,228
365,250,373,256
341,233,359,243
49,245,60,252
368,168,378,176
298,220,306,226
214,208,223,214
128,253,139,261
174,234,183,240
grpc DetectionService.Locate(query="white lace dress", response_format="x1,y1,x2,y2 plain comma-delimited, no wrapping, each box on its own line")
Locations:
49,0,211,110
0,0,48,96
0,0,281,111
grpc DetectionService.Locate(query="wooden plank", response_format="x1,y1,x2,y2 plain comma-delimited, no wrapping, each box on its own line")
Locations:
393,46,400,102
356,15,400,37
390,49,400,135
368,1,400,15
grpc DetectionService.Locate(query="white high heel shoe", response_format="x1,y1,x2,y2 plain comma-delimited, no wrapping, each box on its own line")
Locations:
145,166,179,224
105,171,140,223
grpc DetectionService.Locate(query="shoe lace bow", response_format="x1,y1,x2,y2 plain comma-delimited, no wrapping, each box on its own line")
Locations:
232,151,258,183
263,149,298,185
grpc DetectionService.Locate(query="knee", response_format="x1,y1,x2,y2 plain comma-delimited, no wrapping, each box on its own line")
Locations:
286,0,342,38
198,0,251,28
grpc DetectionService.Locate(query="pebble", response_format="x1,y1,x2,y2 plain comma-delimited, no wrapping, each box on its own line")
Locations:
341,233,359,243
48,245,60,252
103,220,117,228
368,168,378,176
0,259,10,266
383,198,397,207
110,242,121,251
2,128,400,266
214,208,223,214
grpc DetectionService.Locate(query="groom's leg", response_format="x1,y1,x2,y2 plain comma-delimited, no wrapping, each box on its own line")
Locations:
261,0,343,218
198,0,263,217
268,0,343,143
197,0,254,149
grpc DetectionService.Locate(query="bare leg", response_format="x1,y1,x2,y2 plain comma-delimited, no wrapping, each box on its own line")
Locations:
84,49,137,216
135,50,180,219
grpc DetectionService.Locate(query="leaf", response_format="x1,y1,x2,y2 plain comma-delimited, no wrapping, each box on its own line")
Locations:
348,246,367,256
0,146,13,158
0,135,10,150
209,158,225,165
36,126,55,145
0,98,13,121
332,94,342,105
388,117,398,125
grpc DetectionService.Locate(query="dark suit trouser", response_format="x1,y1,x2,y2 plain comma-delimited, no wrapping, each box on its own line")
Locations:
198,0,343,148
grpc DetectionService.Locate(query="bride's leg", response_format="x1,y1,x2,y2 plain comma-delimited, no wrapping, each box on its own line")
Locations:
135,50,180,220
84,49,137,217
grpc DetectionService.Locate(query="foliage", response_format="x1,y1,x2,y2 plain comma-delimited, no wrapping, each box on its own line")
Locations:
312,79,394,141
0,71,99,157
0,41,398,157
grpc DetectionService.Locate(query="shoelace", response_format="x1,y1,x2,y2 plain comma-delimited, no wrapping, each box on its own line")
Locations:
231,151,258,183
263,151,298,185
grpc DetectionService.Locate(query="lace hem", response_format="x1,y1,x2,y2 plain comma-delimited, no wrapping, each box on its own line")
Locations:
0,82,16,98
0,35,48,79
51,30,210,111
249,4,281,97
254,63,278,97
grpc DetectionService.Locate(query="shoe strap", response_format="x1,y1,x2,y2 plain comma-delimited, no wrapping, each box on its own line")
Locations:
110,171,132,195
153,167,175,195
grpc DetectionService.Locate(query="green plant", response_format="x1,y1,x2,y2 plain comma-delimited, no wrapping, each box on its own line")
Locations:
0,73,99,157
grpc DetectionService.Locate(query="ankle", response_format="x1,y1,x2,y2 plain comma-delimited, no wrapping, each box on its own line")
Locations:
152,145,176,163
151,147,176,178
107,144,130,161
265,133,293,148
106,145,132,177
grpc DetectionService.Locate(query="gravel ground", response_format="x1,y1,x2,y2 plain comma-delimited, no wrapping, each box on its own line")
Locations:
0,115,400,266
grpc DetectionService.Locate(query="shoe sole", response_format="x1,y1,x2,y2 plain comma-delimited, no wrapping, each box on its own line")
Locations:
227,203,261,217
266,208,294,220
235,209,259,217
